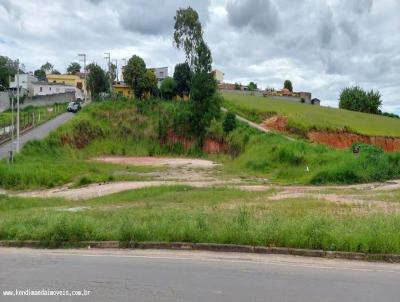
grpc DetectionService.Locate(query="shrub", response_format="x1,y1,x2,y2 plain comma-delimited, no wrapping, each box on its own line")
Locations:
275,147,304,166
206,119,224,141
77,176,91,187
223,112,237,133
160,77,177,100
227,128,249,157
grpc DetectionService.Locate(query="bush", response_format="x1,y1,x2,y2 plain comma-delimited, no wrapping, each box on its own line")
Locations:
206,119,224,141
274,146,305,166
223,112,237,133
227,128,249,157
160,77,177,100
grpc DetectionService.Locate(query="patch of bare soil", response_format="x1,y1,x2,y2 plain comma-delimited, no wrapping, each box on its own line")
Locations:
93,156,218,168
17,181,229,200
268,183,400,213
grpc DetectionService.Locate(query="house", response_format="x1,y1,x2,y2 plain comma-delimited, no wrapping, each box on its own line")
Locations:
218,83,237,90
47,74,86,99
32,81,76,97
113,82,133,98
212,69,224,84
264,88,316,105
9,73,38,97
311,98,321,106
148,67,168,87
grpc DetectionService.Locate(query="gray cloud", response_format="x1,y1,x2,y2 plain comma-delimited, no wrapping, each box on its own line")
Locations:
226,0,279,35
116,0,210,36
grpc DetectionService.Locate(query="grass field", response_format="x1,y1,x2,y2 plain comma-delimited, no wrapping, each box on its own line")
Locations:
1,186,400,254
222,92,400,137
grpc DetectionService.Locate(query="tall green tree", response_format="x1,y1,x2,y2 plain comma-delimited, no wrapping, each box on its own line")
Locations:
174,7,203,70
67,62,81,75
173,62,191,96
144,69,158,96
123,55,147,98
284,80,293,92
339,86,382,114
86,63,107,99
34,69,46,80
41,62,54,74
0,56,19,90
174,7,220,139
248,82,257,91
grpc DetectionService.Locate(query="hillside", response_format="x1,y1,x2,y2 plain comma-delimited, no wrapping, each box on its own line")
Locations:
222,92,400,137
1,99,400,188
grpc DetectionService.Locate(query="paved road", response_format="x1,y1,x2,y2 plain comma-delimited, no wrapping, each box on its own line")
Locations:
1,248,400,302
0,112,74,159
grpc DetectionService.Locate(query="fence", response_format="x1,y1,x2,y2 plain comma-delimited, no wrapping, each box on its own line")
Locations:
0,103,66,145
219,89,264,97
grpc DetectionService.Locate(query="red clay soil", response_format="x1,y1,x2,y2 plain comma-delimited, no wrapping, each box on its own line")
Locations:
307,131,400,152
261,116,288,132
203,138,228,154
262,115,400,152
164,130,227,154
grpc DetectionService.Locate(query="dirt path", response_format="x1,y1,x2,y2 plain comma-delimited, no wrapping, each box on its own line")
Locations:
9,155,400,202
14,180,400,203
93,156,218,168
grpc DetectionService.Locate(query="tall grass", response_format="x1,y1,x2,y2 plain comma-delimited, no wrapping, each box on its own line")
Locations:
225,127,400,184
1,187,400,254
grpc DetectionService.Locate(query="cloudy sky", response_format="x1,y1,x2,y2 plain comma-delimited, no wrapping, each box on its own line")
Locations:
0,0,399,113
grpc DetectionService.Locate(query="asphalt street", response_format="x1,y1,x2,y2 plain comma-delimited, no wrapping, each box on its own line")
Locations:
1,248,400,302
0,112,74,159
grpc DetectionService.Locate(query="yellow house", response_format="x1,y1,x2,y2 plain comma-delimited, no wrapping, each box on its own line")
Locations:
47,74,86,93
113,83,134,98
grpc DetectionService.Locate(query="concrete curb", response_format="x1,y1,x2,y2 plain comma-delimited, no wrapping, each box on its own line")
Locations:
1,240,400,263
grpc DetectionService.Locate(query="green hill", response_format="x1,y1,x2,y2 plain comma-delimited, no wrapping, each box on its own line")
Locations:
222,92,400,137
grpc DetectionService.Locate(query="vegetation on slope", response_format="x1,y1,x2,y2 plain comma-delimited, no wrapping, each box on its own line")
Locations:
222,92,400,137
0,98,399,189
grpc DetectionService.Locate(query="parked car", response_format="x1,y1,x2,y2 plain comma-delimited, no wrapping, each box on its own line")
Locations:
67,101,81,113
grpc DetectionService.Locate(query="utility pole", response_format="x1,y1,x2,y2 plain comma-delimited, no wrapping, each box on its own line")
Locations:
78,53,87,103
113,59,118,82
9,75,14,161
16,60,20,153
104,52,112,96
121,58,127,82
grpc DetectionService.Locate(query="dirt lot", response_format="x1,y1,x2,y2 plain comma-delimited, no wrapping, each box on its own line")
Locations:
11,156,400,206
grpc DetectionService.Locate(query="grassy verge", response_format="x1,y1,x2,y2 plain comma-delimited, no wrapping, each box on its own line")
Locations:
0,103,67,125
222,92,400,137
1,186,400,254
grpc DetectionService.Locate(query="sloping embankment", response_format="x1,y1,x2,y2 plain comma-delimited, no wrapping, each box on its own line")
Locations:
262,116,400,152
